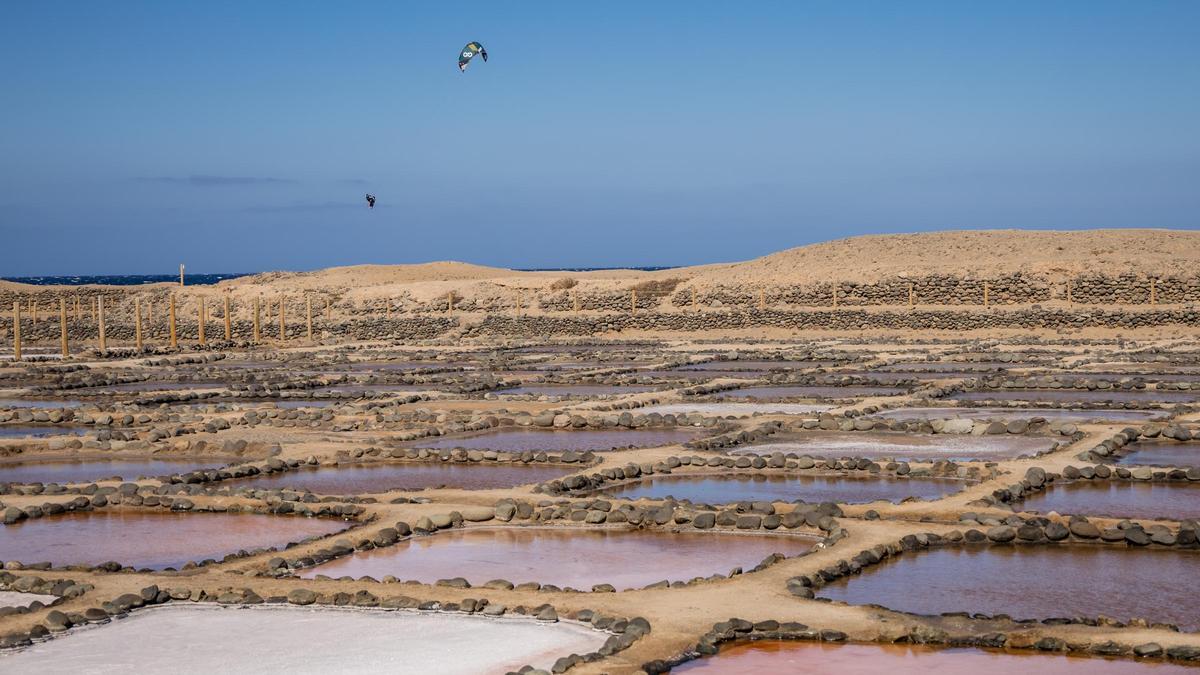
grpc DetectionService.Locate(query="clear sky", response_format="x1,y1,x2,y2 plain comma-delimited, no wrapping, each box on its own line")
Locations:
2,1,1198,274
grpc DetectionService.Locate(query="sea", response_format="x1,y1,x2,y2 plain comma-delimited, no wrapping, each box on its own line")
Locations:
3,267,676,286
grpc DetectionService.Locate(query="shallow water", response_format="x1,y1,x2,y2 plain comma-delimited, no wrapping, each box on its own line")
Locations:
675,361,840,371
950,389,1199,404
411,427,702,452
0,511,346,569
875,407,1167,423
637,403,833,416
1016,481,1200,520
314,384,435,394
838,370,991,382
0,399,81,409
673,641,1195,674
0,426,86,438
715,386,907,401
1116,441,1200,468
77,382,221,392
879,362,1012,372
738,431,1055,462
0,459,230,485
601,474,967,504
302,528,814,589
226,462,573,494
0,604,607,675
497,384,657,396
819,545,1200,629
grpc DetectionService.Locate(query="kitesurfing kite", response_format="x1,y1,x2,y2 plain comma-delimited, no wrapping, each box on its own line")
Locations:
365,194,376,209
458,42,487,72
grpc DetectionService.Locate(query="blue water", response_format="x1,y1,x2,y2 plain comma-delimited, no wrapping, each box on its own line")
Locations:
3,274,250,286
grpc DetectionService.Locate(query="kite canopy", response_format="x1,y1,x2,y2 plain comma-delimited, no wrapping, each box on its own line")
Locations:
458,42,487,72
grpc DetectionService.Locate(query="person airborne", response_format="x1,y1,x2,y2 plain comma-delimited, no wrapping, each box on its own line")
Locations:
365,194,376,209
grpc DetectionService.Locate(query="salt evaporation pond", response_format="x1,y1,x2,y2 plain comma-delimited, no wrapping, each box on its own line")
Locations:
875,407,1167,423
879,362,1012,372
675,360,841,371
0,458,231,485
227,462,574,494
0,426,86,439
0,511,347,569
674,641,1195,674
76,381,222,392
411,427,703,452
1016,481,1200,520
1116,441,1200,468
0,399,81,409
0,591,57,608
637,403,832,416
736,431,1056,462
303,528,814,589
820,545,1200,629
601,474,967,504
497,384,658,396
0,604,607,675
950,389,1200,404
715,385,908,401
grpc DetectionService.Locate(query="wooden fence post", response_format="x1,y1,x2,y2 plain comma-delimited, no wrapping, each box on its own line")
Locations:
691,287,697,311
253,296,261,343
631,289,637,314
224,295,232,341
60,299,69,358
97,296,106,353
12,302,20,361
135,298,143,350
908,283,914,308
983,282,990,308
572,289,579,313
833,285,839,310
325,297,331,321
385,301,391,319
279,297,286,343
179,264,185,287
446,292,453,314
169,295,178,348
758,288,765,310
306,295,313,342
1150,278,1157,306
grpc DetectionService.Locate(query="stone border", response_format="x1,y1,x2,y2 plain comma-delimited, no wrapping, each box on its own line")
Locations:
984,463,1200,522
0,572,90,616
1080,424,1197,465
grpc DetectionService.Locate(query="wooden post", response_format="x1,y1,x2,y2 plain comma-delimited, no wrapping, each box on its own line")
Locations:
179,264,185,287
833,285,839,310
59,299,69,358
306,295,313,342
168,294,178,348
325,297,331,321
1150,278,1157,306
908,283,915,308
253,296,261,343
197,298,206,345
385,301,391,319
758,288,765,311
134,298,143,350
631,289,637,314
224,295,232,340
572,289,579,313
446,292,453,314
12,302,20,361
691,287,697,311
1066,279,1073,304
97,296,106,353
278,297,286,343
983,282,990,308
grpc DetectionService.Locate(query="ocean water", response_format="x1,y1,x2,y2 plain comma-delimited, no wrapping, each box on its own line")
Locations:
3,274,250,286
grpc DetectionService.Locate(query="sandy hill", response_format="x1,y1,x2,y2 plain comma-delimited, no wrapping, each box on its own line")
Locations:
684,229,1200,287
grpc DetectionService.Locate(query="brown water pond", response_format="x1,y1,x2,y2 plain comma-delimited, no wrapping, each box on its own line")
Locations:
675,360,842,371
301,527,814,589
0,399,82,409
876,407,1168,423
819,545,1200,629
637,403,833,416
0,458,232,485
410,427,704,452
674,641,1195,673
715,385,908,401
601,474,967,504
736,431,1056,462
0,511,348,569
1017,481,1200,520
225,462,574,494
1117,442,1200,468
950,389,1199,404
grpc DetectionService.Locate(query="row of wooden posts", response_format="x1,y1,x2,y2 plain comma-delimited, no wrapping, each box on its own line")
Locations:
8,294,329,361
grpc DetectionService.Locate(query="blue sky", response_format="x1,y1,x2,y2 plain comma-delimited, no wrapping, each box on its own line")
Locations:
2,1,1198,274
